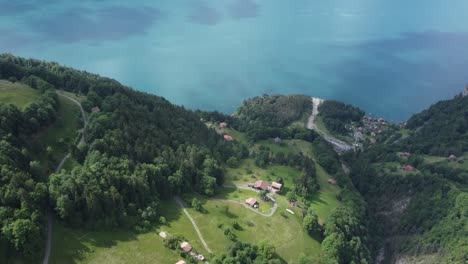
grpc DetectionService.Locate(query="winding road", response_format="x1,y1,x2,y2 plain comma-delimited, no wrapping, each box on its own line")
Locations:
307,97,353,155
43,92,87,264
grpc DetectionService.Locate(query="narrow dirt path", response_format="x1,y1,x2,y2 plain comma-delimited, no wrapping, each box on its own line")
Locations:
43,92,87,264
174,196,212,253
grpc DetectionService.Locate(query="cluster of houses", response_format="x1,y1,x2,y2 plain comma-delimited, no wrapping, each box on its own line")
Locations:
252,180,283,193
243,180,283,208
219,122,235,141
349,116,390,145
158,231,206,264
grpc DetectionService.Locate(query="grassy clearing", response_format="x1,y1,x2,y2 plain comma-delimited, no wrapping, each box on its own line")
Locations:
225,159,340,223
253,139,315,158
33,95,82,173
50,200,208,264
0,80,40,108
423,154,468,170
214,188,273,214
185,193,321,263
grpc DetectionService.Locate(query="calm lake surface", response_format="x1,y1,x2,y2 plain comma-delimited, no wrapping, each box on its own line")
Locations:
2,0,468,121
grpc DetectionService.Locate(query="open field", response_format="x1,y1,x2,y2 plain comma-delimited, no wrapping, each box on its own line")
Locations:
225,158,340,222
253,139,315,158
184,192,322,263
0,80,40,108
424,154,468,170
49,201,208,264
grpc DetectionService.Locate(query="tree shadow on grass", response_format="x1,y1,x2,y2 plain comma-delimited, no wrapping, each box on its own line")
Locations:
310,191,330,206
50,218,140,264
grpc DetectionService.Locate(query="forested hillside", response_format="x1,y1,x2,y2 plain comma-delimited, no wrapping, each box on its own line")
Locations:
0,54,246,259
346,93,468,263
0,84,58,259
318,100,365,135
402,94,468,156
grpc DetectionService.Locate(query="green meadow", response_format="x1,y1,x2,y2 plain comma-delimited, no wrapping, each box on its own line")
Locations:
0,80,40,108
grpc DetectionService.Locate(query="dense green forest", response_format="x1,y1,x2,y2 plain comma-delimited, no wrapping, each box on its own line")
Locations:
402,94,468,156
0,54,247,259
345,93,468,263
0,84,58,258
318,100,365,135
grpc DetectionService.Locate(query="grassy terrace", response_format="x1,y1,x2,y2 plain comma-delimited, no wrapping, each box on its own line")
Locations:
184,194,322,263
50,201,207,264
0,80,40,108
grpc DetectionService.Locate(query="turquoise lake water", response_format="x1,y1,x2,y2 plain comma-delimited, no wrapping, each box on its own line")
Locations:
1,0,468,121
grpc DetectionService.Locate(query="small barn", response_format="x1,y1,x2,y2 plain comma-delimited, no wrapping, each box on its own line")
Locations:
224,135,234,141
449,154,457,160
91,106,101,113
328,178,337,185
159,231,168,239
245,197,258,208
219,122,228,128
180,241,192,252
271,181,283,192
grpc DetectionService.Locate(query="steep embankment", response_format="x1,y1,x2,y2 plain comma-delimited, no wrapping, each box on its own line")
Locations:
307,97,353,154
349,91,468,264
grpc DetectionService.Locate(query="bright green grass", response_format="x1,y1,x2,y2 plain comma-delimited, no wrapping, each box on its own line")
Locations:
215,188,273,214
225,159,340,222
253,139,315,158
33,94,82,173
58,90,86,103
185,193,321,264
0,80,40,108
50,201,208,264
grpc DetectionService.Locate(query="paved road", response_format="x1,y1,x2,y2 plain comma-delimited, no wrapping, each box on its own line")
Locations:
307,97,353,155
174,196,212,253
43,92,87,264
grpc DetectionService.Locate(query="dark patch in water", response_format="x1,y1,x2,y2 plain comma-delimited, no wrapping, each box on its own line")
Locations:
322,31,468,121
27,6,162,43
0,0,58,15
189,1,222,25
227,0,260,19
